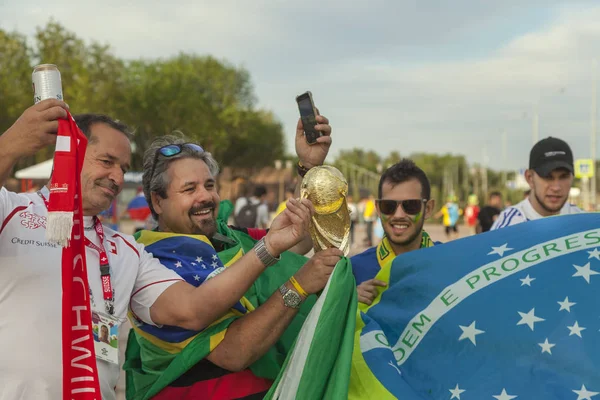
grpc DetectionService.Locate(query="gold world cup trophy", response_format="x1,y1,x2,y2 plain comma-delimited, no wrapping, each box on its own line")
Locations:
300,166,351,256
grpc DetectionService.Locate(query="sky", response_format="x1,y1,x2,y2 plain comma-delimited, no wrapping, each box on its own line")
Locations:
2,0,600,171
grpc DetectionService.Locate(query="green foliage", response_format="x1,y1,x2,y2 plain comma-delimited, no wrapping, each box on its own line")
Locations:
0,29,40,169
335,149,382,173
0,30,31,147
382,151,401,168
0,20,285,171
219,110,285,169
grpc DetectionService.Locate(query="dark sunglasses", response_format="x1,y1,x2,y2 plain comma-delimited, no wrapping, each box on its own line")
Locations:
376,199,428,215
148,143,204,183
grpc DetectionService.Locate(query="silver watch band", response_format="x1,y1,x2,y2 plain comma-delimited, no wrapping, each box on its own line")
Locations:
253,237,281,267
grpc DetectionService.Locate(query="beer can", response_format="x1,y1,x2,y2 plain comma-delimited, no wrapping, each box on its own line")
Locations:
32,64,63,104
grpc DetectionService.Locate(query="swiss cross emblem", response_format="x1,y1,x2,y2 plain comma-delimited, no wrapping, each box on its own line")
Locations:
101,256,108,262
19,211,47,229
108,240,117,255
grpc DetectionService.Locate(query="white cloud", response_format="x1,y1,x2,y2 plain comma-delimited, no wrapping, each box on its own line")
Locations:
1,1,600,170
302,4,600,169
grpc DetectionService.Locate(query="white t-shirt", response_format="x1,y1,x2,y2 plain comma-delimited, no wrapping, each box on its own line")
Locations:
0,187,183,400
491,197,583,230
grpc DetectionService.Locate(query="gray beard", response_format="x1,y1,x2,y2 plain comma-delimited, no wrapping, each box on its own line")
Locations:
190,218,217,238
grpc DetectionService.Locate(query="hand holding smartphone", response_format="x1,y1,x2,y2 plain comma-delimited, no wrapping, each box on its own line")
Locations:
296,91,323,145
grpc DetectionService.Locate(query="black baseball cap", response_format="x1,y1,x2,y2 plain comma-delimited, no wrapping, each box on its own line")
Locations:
529,137,574,177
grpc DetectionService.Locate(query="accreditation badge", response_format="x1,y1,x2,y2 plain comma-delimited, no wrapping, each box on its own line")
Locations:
92,311,119,365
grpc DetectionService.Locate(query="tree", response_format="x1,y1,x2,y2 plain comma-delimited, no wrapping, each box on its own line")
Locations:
382,151,401,168
34,20,126,116
220,110,285,170
334,148,381,172
119,54,272,169
0,29,36,170
0,29,31,136
1,20,286,172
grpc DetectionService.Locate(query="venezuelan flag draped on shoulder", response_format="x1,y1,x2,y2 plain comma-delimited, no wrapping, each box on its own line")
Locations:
268,213,600,399
123,201,314,400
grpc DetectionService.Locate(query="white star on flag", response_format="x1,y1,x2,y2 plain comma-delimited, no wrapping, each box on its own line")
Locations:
191,262,196,266
193,274,200,281
538,338,556,355
588,248,600,261
493,389,517,400
519,275,535,286
449,384,465,399
572,263,599,284
567,321,586,338
573,384,599,400
558,296,576,312
174,261,182,268
458,321,485,346
488,243,513,257
516,308,545,331
211,261,218,268
196,256,203,262
201,263,207,269
212,254,218,260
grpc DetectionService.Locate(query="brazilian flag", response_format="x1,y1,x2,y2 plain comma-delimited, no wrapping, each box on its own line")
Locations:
267,213,600,399
124,201,314,399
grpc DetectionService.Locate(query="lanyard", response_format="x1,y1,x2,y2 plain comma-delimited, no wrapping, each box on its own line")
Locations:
84,218,114,309
39,191,115,315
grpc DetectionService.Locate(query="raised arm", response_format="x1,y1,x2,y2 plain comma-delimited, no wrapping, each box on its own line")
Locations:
0,100,68,187
288,113,332,255
294,113,332,170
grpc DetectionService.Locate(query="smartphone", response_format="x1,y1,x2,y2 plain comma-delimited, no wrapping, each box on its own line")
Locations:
296,91,322,145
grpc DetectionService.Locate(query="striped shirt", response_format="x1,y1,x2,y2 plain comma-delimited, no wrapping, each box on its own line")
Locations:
491,198,583,230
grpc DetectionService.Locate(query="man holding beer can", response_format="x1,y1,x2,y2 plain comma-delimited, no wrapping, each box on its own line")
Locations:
0,66,316,399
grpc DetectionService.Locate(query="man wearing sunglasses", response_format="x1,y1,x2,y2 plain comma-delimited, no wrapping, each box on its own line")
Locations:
0,101,324,400
351,160,437,305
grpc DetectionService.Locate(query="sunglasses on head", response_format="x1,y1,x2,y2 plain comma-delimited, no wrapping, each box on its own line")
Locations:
376,199,427,215
148,143,204,183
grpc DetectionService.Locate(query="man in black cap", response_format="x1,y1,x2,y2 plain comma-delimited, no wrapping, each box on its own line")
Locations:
492,137,582,230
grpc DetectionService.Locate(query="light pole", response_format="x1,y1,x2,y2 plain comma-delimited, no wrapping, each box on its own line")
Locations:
482,146,489,198
532,102,539,145
531,87,566,145
502,131,507,195
591,60,597,210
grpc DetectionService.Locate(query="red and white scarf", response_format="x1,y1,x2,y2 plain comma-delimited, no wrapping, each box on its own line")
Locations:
47,112,101,399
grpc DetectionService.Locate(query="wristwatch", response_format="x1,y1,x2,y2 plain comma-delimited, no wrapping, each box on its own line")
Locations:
297,161,311,178
253,237,280,267
279,284,302,309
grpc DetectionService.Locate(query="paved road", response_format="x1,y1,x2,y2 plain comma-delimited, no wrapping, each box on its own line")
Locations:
115,221,469,399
